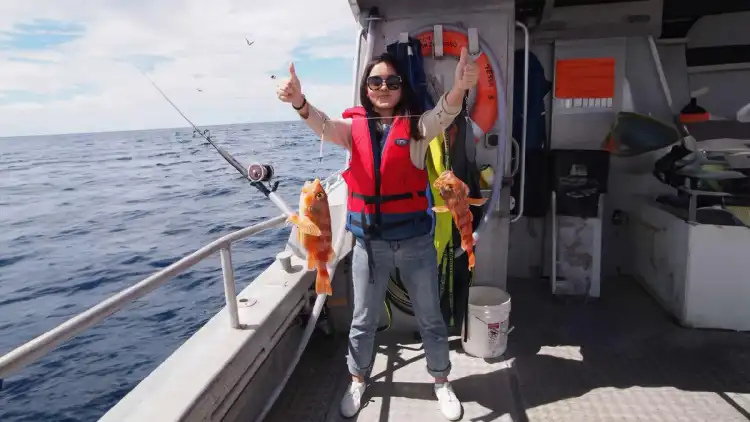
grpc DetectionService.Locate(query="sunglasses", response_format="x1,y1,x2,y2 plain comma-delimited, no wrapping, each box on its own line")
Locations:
366,75,402,91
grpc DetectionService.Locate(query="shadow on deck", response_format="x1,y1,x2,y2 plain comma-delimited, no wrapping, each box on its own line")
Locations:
264,277,750,421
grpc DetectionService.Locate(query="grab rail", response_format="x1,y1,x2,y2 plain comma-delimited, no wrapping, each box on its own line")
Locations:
0,214,287,380
511,20,529,223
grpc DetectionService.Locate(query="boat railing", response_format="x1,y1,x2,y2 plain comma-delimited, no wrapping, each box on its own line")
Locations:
0,213,288,382
321,167,345,192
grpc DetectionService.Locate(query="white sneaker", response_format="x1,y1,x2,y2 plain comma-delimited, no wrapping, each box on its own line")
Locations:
340,379,366,418
434,382,462,420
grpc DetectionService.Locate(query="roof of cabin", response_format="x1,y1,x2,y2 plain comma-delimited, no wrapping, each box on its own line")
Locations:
346,0,750,39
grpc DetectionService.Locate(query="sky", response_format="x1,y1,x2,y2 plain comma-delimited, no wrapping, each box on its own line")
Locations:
0,1,358,137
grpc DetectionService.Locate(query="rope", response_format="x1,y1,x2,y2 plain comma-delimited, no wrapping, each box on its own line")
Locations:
443,126,456,327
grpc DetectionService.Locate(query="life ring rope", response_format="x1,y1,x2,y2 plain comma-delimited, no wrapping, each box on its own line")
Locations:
415,30,499,143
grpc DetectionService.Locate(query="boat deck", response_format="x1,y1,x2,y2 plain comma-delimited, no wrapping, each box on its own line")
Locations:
264,277,750,421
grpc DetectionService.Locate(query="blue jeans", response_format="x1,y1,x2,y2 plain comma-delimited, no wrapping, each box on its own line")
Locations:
347,233,452,379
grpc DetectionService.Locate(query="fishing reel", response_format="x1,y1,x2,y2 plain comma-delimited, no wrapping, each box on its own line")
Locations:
246,162,279,195
247,163,274,183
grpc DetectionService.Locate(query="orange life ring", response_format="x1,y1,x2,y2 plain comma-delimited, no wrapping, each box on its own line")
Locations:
415,30,499,143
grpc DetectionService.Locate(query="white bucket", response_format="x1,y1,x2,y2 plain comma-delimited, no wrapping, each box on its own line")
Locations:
461,286,512,359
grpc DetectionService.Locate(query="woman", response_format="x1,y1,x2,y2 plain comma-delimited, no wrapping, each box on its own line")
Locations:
276,47,478,421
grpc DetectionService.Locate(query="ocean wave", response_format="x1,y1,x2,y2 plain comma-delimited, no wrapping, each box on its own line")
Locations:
0,120,346,422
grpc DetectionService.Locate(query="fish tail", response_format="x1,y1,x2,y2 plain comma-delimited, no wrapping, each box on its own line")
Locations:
315,263,333,296
468,250,476,269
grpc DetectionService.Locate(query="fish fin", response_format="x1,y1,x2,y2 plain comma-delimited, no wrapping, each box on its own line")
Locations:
468,197,488,207
287,213,321,236
315,264,333,296
432,205,450,213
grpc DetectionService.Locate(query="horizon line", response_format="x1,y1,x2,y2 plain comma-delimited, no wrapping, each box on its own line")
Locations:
0,118,302,140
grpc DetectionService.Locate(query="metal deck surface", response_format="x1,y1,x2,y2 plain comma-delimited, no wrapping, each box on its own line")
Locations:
264,277,750,421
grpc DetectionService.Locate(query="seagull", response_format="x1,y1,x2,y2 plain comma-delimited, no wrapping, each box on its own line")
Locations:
245,37,254,47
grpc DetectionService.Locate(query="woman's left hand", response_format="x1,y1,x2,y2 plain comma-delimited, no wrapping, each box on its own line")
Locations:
453,47,479,91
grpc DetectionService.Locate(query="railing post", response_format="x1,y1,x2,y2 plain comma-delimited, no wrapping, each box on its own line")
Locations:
220,245,241,329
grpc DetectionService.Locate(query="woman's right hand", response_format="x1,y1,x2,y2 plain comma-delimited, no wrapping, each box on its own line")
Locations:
276,62,305,108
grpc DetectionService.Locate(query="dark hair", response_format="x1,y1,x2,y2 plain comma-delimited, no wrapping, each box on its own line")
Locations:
359,52,423,139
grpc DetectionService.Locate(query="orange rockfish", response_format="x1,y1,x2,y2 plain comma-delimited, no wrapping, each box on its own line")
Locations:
287,179,336,295
431,170,487,269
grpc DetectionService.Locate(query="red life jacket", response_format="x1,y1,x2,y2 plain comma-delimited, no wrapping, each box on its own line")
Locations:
340,106,433,240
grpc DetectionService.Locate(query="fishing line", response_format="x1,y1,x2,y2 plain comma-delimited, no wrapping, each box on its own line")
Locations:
135,66,299,219
270,73,330,177
312,115,327,175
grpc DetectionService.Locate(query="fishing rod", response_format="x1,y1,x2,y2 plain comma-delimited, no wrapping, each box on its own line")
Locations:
137,68,297,218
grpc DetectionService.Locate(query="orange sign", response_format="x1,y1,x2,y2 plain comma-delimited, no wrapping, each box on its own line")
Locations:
554,58,616,99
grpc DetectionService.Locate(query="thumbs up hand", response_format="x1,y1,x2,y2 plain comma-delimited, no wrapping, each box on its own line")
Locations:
453,47,479,91
277,62,304,107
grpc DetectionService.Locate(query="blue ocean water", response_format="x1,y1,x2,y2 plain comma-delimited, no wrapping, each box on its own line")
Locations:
0,122,345,422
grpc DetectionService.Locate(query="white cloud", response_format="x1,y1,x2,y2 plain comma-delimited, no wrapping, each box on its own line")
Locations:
0,0,359,137
301,43,356,60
